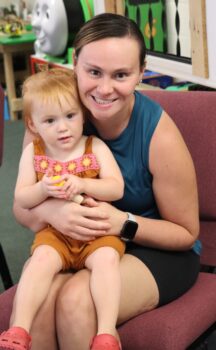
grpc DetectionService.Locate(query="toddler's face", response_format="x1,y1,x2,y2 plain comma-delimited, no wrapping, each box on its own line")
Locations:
29,95,84,156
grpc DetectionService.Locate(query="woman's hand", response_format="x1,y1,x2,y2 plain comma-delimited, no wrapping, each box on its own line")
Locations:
93,201,127,237
44,198,112,241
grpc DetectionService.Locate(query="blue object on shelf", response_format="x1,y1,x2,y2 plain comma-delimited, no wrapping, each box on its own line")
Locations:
142,70,173,89
4,96,10,120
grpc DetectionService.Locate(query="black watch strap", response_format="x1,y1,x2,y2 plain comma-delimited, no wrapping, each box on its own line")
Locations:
120,212,138,242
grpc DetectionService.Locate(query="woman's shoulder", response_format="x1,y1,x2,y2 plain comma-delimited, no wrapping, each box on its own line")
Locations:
132,91,163,137
134,90,163,118
134,90,162,106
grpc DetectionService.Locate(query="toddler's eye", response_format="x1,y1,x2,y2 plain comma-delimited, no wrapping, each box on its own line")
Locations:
67,113,74,119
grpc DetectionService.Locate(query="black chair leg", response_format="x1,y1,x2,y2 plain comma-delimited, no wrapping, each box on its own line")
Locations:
0,243,13,290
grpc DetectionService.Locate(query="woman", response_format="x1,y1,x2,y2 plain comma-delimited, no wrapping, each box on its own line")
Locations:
13,13,200,350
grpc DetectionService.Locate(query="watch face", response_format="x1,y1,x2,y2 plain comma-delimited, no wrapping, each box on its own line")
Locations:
121,220,138,240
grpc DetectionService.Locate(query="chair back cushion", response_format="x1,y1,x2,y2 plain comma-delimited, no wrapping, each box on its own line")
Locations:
141,91,216,265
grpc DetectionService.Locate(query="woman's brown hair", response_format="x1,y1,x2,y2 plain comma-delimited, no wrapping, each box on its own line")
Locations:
73,13,146,68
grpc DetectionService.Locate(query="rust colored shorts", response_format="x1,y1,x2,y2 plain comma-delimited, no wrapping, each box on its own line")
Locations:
31,226,125,271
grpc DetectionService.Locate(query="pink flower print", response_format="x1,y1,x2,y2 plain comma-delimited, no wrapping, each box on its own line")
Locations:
39,159,48,171
54,163,63,174
82,156,92,168
67,161,77,173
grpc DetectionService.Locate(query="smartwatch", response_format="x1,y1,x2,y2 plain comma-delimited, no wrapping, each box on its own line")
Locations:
120,212,138,242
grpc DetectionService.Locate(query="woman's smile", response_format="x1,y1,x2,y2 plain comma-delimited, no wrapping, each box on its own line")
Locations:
92,96,118,106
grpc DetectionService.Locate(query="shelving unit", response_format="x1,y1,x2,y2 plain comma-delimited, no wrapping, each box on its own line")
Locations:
97,0,216,89
144,0,216,89
146,55,216,89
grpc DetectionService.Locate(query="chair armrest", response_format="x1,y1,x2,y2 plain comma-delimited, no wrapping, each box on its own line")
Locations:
0,285,16,333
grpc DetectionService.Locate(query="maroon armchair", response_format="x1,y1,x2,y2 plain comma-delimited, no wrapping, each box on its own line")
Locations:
0,84,4,166
0,85,14,290
0,91,216,349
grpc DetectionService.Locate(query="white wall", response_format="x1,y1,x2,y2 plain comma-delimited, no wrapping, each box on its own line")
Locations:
26,0,35,12
206,0,216,81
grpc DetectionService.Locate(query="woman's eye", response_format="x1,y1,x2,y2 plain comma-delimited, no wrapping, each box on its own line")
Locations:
46,10,50,19
116,72,127,79
90,69,100,77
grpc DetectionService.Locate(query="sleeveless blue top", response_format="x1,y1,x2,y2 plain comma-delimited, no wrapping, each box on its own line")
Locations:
85,91,201,254
106,91,162,218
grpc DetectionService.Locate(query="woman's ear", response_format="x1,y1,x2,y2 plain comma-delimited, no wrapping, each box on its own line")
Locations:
139,61,146,82
73,50,77,67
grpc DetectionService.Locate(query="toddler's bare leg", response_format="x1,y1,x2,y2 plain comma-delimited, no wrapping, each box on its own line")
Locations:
31,272,71,350
85,247,121,336
10,245,62,332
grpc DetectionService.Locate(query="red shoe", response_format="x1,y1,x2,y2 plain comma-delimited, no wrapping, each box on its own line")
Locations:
0,327,32,350
90,334,121,350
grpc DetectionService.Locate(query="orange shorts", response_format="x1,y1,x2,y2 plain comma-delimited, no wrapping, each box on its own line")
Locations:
31,226,125,271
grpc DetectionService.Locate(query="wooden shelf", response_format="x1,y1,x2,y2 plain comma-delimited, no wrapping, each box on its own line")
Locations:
146,0,216,89
146,55,216,89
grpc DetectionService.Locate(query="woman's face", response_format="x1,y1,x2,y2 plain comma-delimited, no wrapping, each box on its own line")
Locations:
74,37,144,123
32,0,68,56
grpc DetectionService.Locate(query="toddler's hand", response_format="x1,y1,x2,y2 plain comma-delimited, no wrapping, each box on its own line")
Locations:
41,173,66,199
61,174,85,199
52,175,65,187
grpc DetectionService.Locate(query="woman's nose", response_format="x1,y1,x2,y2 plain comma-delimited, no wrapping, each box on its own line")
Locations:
96,77,114,95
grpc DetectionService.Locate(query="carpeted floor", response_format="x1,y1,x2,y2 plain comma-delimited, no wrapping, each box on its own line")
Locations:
0,120,33,292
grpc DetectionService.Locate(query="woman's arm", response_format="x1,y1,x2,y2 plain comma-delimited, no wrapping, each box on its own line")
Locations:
13,198,51,232
94,112,199,251
13,195,112,239
145,111,199,249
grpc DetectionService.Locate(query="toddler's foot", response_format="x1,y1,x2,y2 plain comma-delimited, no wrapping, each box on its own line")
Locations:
90,334,121,350
0,326,32,350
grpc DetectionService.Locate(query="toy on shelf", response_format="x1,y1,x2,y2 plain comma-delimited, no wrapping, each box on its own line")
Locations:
0,14,24,37
31,0,94,61
0,21,23,37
